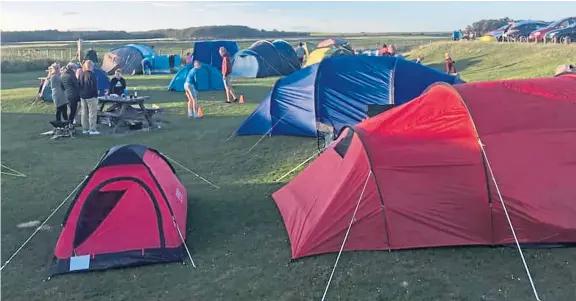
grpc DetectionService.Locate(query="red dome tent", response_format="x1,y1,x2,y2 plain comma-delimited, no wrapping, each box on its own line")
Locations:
51,144,189,276
273,74,576,259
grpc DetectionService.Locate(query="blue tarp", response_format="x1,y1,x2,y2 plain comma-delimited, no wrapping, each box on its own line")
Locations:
192,40,239,70
168,63,224,92
236,56,463,137
232,40,301,78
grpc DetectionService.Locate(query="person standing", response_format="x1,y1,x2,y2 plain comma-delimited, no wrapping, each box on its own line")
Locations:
78,60,100,135
141,57,152,75
445,53,457,74
295,42,306,66
108,70,127,96
378,44,390,56
184,60,205,118
61,62,81,127
46,63,69,123
185,52,192,65
219,47,238,103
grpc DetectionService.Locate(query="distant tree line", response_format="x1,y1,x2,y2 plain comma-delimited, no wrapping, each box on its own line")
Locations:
464,17,513,34
0,25,310,44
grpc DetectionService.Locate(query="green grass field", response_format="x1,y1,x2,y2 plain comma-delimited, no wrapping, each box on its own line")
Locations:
1,41,575,301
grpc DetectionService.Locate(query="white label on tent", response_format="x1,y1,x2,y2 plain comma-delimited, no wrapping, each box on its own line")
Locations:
69,255,90,271
176,188,184,203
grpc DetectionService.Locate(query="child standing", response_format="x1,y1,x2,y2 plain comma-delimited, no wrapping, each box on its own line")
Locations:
445,53,457,74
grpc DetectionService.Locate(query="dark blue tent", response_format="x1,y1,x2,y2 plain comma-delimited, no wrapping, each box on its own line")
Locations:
235,56,463,137
192,40,239,70
272,40,301,75
231,40,300,78
101,44,157,75
167,63,224,92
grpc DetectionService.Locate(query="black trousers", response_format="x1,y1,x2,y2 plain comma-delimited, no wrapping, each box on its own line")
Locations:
68,99,79,125
56,104,68,122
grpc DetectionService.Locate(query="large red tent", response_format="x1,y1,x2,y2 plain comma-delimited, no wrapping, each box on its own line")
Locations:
273,73,576,259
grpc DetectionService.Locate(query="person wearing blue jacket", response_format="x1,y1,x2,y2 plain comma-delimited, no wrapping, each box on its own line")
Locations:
184,60,206,118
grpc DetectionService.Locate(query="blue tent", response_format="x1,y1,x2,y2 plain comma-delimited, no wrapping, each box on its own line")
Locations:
167,63,224,92
231,40,301,78
150,54,181,74
235,56,463,137
272,40,301,75
101,44,157,75
192,40,239,70
41,66,110,102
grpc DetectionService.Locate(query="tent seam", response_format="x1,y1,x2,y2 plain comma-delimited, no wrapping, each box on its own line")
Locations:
342,126,393,249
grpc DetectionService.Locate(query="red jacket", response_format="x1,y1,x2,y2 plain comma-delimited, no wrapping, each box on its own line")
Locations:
222,56,232,76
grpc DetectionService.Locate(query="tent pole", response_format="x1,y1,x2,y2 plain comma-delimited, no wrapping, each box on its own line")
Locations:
320,170,372,301
162,154,220,190
478,139,541,301
0,176,86,271
247,113,288,153
275,150,321,182
173,217,197,268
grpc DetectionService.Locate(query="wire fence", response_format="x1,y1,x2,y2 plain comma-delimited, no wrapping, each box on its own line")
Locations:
1,39,439,62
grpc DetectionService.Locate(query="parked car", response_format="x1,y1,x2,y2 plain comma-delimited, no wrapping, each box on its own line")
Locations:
502,20,551,42
529,17,576,42
545,23,576,43
485,24,512,40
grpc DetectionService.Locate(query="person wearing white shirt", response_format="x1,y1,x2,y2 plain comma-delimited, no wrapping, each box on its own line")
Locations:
295,43,306,66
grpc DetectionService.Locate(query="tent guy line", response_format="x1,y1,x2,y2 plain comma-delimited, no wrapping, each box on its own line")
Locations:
459,88,541,300
246,113,288,154
0,175,87,272
1,164,27,178
477,138,541,301
275,150,321,182
321,170,373,301
162,154,220,190
172,217,197,268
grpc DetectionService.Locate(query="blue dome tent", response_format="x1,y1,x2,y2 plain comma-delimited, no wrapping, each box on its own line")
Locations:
101,44,157,75
272,39,301,75
234,56,463,137
231,40,301,78
167,63,224,92
192,40,239,70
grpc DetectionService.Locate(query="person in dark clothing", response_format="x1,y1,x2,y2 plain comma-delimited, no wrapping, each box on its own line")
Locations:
78,60,100,135
61,62,81,126
108,70,127,96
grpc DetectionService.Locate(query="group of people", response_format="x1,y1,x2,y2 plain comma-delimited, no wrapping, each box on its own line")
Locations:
40,60,100,135
183,46,238,118
40,60,129,135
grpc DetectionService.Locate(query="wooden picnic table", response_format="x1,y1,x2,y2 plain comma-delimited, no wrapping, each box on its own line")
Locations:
97,95,154,134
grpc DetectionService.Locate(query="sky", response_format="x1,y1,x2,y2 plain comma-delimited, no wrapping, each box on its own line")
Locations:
1,1,576,33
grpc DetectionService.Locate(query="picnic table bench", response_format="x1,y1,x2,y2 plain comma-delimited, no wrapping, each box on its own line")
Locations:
97,95,155,134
